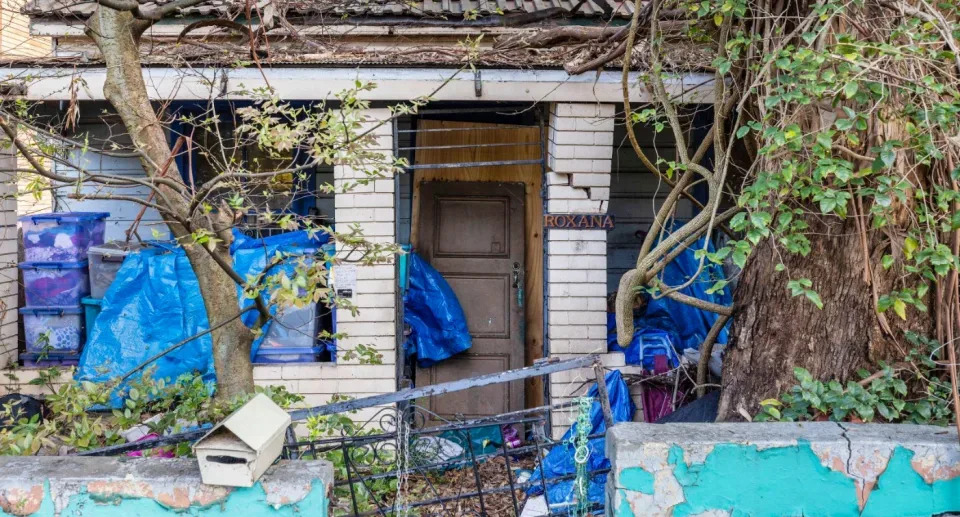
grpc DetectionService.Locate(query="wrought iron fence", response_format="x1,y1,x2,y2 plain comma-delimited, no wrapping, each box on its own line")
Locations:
283,401,608,516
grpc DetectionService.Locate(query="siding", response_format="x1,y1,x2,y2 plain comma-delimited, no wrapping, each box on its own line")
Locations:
1,0,50,57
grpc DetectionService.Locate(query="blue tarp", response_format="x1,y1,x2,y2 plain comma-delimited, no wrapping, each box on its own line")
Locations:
528,370,635,509
76,245,216,401
230,229,330,357
646,222,732,352
609,222,732,367
77,230,328,403
402,253,472,368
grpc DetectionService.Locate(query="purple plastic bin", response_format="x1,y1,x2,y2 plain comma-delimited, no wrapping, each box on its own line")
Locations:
20,212,109,262
19,306,85,355
19,261,90,306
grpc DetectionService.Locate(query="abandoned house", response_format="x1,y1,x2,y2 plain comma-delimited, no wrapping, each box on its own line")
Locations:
0,0,722,439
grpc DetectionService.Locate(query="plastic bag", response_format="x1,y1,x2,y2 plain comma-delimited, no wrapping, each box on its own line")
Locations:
528,370,635,509
76,245,215,403
403,253,472,368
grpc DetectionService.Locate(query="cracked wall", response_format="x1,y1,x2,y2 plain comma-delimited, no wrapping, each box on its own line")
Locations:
607,422,960,516
0,457,331,516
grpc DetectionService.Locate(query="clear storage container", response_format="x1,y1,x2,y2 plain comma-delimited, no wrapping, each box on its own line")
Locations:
87,241,145,298
20,212,109,262
253,303,319,363
19,306,85,355
19,261,90,306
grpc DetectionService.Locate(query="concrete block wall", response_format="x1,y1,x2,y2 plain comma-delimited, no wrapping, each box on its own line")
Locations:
546,103,619,438
0,456,331,516
608,422,960,516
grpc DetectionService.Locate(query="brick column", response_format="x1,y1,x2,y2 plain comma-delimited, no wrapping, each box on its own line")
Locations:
545,103,620,437
331,109,398,405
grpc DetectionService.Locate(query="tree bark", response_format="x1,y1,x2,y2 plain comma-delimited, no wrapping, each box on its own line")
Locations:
717,214,929,420
86,7,255,398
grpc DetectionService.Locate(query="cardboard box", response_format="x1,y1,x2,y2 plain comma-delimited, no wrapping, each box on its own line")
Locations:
193,394,292,487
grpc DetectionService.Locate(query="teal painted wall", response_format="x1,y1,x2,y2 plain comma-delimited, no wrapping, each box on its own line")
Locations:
614,444,960,517
0,479,327,517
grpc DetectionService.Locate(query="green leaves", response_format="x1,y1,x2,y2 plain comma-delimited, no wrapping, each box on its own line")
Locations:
787,278,824,309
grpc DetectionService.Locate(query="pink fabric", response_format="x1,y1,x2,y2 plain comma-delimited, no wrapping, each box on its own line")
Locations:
125,433,176,458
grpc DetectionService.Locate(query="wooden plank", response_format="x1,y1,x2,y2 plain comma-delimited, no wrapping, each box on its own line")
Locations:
411,119,545,408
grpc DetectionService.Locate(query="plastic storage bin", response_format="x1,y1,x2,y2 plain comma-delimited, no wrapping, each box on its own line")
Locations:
87,241,144,298
20,352,80,368
81,297,102,343
19,261,91,306
20,212,109,262
253,303,319,363
19,306,85,355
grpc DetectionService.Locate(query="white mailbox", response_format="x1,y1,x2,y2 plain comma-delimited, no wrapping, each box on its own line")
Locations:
193,393,292,487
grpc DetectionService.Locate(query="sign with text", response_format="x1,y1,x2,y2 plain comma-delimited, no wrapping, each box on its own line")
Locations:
544,214,615,230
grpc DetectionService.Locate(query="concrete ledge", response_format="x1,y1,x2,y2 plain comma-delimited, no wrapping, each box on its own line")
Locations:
0,457,331,516
607,422,960,516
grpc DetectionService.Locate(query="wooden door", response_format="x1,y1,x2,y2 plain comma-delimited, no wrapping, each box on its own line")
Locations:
416,181,526,420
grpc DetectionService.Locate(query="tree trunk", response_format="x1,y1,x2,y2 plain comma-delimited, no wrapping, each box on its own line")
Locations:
86,8,255,398
717,214,929,420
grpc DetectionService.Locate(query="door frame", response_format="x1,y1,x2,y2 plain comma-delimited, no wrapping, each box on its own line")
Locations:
403,118,546,409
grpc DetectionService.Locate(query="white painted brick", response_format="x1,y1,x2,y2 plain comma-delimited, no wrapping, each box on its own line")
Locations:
547,229,572,241
338,307,396,323
574,117,615,132
589,187,610,201
574,145,614,159
554,103,615,118
336,335,396,350
374,179,395,193
550,158,593,174
567,311,608,325
550,325,589,339
253,365,282,381
548,282,606,297
335,208,377,222
550,131,594,146
549,241,607,255
338,378,396,393
355,279,396,293
350,193,394,208
591,159,613,173
549,269,588,283
549,117,578,131
565,229,607,241
546,199,568,214
546,172,570,185
547,185,588,200
564,199,605,214
298,379,340,394
336,321,395,337
594,132,615,146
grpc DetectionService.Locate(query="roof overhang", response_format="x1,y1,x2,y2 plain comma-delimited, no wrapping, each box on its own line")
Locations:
6,66,716,104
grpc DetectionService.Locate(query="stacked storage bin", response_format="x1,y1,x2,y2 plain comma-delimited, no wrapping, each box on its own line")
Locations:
18,212,109,366
252,242,337,364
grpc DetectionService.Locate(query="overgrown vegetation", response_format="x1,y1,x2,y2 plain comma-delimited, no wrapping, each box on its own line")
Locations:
756,333,954,424
0,367,302,456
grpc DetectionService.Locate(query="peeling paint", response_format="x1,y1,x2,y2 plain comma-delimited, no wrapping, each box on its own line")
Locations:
0,458,332,517
609,423,960,517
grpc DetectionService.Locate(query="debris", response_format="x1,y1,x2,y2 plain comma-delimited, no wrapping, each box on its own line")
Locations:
193,394,292,487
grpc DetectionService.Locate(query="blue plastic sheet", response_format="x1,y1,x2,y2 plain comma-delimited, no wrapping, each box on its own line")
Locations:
76,245,215,402
528,370,635,509
403,253,472,368
77,230,329,404
230,229,330,358
609,222,732,367
645,222,732,352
